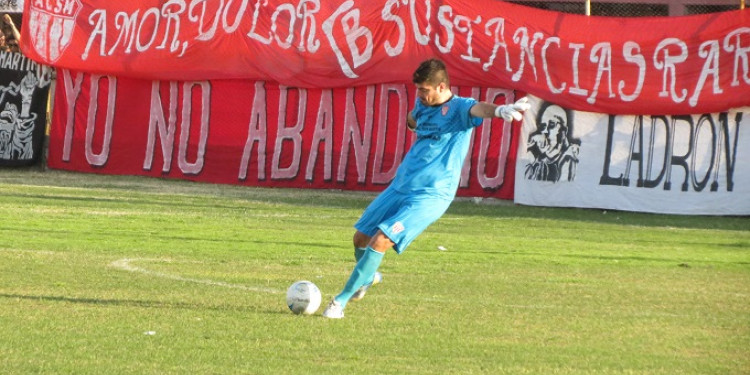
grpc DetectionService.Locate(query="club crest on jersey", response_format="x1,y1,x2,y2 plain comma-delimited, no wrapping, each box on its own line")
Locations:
29,0,83,63
441,104,449,116
391,222,405,234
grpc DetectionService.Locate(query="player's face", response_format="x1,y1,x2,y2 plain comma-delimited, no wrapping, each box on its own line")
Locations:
415,82,446,106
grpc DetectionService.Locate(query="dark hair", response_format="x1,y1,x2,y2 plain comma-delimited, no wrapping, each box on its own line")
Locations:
412,58,450,86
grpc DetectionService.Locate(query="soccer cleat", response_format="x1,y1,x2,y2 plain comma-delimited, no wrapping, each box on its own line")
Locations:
322,299,344,319
350,272,382,302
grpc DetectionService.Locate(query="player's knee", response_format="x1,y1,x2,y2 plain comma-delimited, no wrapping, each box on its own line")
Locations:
353,231,370,248
369,232,394,253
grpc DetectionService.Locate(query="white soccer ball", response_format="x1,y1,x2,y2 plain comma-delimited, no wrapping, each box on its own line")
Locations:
286,280,322,315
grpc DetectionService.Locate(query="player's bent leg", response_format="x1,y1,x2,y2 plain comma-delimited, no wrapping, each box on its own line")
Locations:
324,244,388,318
353,231,370,262
332,247,384,306
350,271,382,302
368,231,396,252
353,231,371,249
350,231,392,302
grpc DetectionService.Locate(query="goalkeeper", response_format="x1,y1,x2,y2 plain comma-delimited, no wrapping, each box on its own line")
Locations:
323,58,530,319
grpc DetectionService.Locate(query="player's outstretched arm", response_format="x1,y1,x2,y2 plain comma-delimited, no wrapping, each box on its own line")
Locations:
470,97,531,121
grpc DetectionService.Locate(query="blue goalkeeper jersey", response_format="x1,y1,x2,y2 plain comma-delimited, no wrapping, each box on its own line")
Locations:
390,95,482,199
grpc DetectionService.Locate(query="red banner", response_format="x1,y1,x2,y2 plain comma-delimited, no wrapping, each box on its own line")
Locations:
47,70,520,198
21,1,750,115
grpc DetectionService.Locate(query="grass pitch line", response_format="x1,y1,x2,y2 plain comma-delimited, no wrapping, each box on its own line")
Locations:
110,258,282,294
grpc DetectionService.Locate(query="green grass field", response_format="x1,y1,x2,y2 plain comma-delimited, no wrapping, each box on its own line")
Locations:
1,169,748,374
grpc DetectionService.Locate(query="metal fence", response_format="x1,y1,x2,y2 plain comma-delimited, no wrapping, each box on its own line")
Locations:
509,0,744,16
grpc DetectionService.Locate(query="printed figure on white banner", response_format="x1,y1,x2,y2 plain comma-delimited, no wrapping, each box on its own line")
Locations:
524,103,581,182
515,95,750,215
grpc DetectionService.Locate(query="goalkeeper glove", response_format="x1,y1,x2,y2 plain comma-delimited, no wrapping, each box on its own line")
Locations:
494,97,531,121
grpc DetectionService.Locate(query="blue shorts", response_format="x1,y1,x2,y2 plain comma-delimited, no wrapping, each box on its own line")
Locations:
354,186,452,254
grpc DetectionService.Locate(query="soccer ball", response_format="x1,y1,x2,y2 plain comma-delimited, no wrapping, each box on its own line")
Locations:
286,280,322,315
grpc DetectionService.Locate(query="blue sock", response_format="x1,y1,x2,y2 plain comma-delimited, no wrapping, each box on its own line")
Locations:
354,247,366,262
334,247,384,308
355,246,378,286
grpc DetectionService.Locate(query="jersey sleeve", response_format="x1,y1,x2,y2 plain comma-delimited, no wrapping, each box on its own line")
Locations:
462,97,483,129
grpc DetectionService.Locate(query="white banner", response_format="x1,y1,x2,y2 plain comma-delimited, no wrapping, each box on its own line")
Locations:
515,96,750,215
0,0,22,13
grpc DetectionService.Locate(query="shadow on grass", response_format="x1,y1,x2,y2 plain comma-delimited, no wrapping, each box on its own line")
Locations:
2,169,748,232
446,200,750,232
0,226,341,251
6,187,748,233
448,248,750,266
0,187,369,213
0,293,266,313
